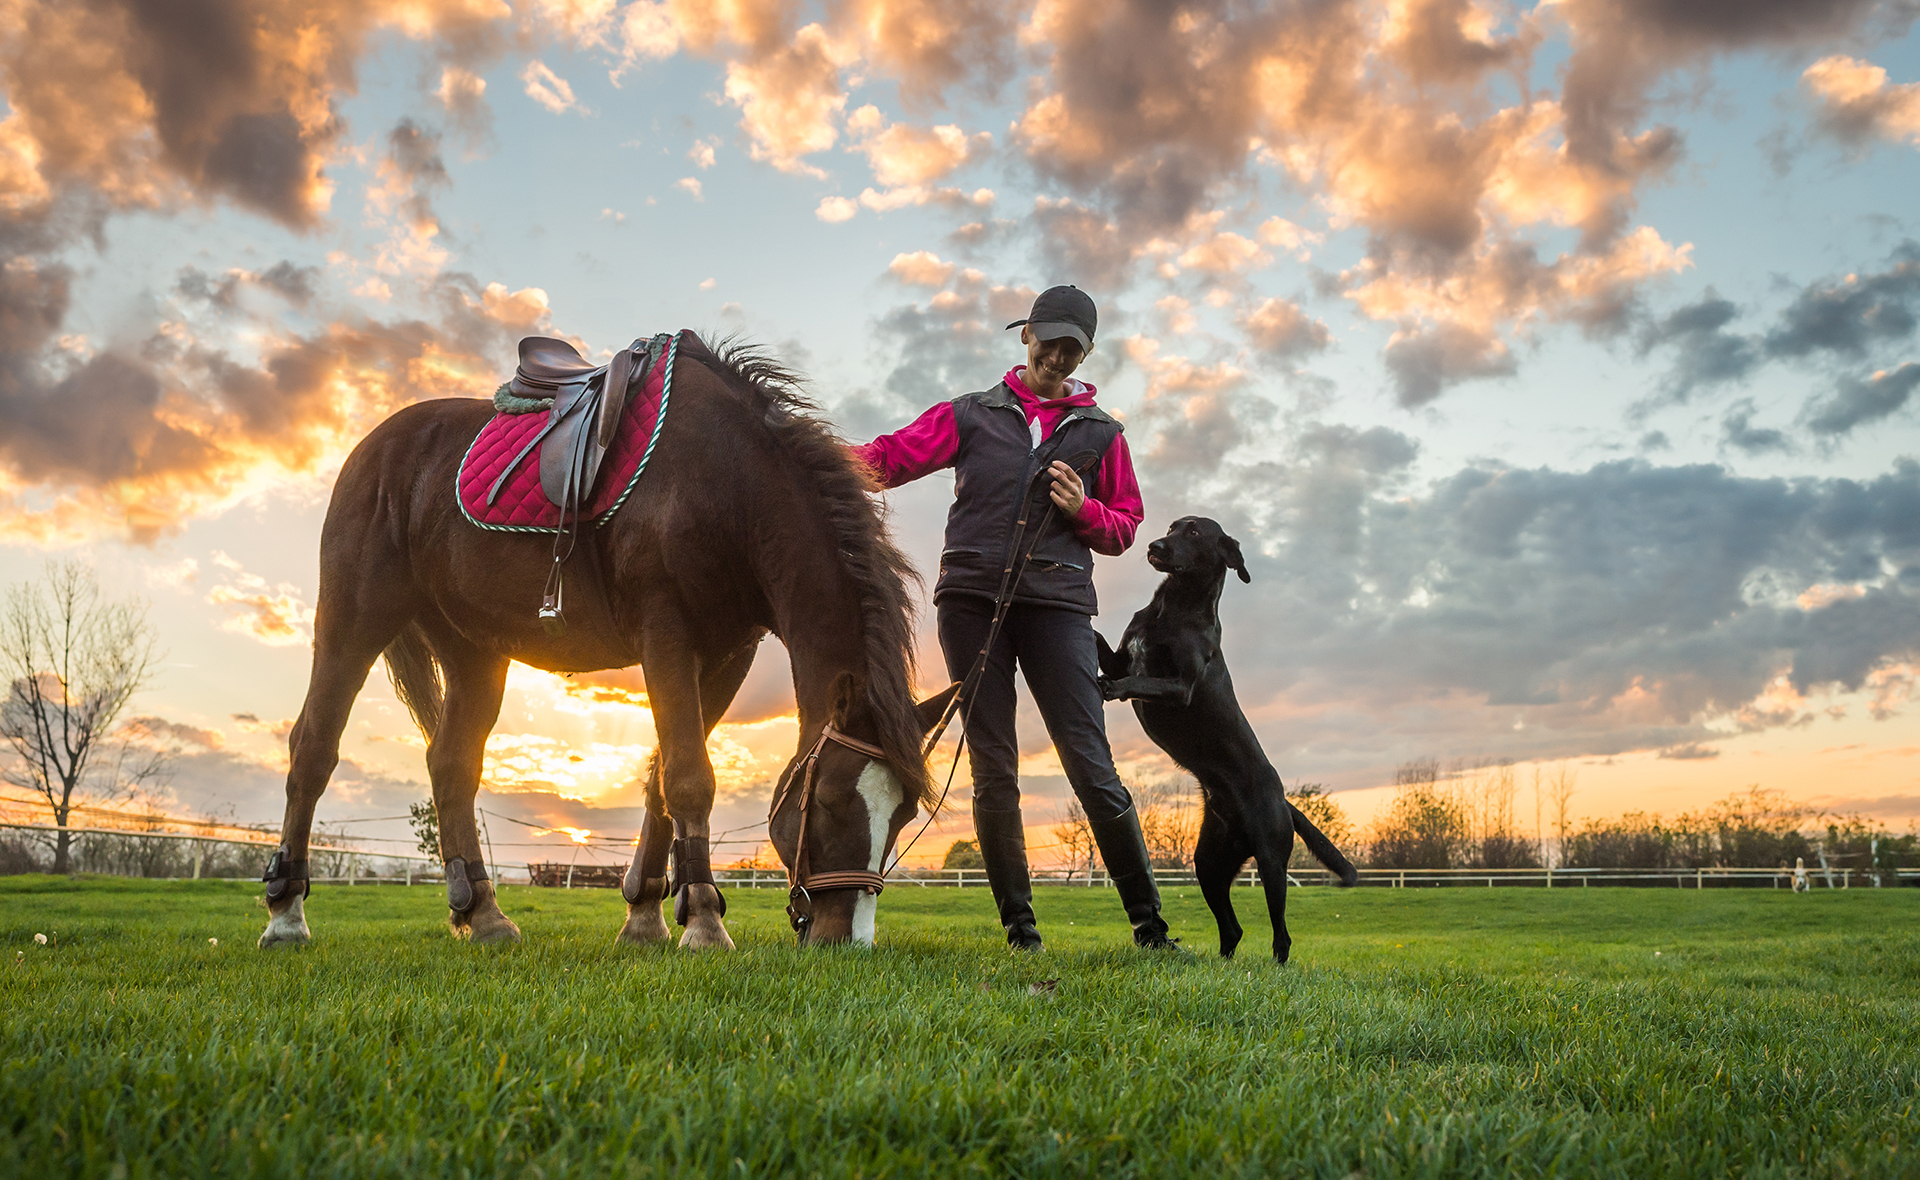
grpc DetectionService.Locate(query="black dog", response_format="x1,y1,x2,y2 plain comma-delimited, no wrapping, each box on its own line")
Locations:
1097,516,1357,962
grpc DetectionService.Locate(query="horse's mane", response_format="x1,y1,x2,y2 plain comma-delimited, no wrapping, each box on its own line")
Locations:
682,333,931,805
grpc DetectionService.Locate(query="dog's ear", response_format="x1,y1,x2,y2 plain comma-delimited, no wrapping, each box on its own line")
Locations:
1221,534,1251,583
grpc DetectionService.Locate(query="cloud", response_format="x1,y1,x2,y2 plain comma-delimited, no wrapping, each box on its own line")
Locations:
1382,321,1516,406
844,105,990,188
815,195,857,222
0,260,557,542
1763,241,1920,360
673,176,703,200
886,250,955,287
1722,400,1794,456
1638,242,1920,427
842,270,1037,434
1802,54,1920,149
1635,292,1759,400
721,24,848,176
1239,297,1332,358
435,66,492,145
522,60,586,115
1124,336,1261,470
1657,742,1719,760
688,136,718,169
205,552,315,646
122,716,225,751
1143,453,1920,780
1806,363,1920,437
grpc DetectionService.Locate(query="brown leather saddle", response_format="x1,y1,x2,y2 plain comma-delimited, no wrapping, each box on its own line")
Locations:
490,333,669,636
491,336,662,513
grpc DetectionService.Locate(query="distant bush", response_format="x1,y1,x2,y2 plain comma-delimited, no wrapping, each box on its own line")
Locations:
941,839,983,870
1364,758,1540,870
1562,786,1917,878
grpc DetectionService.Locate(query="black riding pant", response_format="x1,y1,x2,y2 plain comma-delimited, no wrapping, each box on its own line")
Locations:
937,595,1134,822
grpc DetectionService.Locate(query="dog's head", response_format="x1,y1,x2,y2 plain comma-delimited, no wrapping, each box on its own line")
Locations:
1145,516,1250,583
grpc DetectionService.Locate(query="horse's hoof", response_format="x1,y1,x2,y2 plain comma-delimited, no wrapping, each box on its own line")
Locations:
677,916,735,950
615,903,671,946
468,914,522,945
450,908,522,945
257,897,310,948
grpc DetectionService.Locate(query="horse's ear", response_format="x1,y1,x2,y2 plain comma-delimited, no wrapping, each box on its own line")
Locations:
1222,534,1251,583
914,683,962,734
828,671,859,727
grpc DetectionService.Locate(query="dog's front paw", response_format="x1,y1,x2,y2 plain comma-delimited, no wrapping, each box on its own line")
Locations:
1098,676,1123,701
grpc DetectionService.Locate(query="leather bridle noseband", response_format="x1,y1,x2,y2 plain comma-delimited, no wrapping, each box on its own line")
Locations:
770,723,891,936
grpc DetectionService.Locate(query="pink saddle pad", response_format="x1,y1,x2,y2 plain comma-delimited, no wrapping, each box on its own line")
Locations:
457,332,679,532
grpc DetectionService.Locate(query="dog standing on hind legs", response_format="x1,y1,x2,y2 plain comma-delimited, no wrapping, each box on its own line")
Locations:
1097,516,1358,962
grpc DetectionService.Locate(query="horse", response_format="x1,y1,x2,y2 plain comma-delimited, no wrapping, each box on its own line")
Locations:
256,333,953,950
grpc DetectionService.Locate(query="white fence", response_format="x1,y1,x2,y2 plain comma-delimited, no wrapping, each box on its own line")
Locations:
5,822,1915,890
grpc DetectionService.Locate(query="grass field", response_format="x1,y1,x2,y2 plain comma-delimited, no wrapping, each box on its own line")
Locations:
3,877,1915,1179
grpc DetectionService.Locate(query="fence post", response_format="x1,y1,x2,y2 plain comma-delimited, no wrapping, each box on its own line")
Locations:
191,852,203,880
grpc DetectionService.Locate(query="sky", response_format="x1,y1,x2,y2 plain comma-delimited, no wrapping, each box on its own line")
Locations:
3,0,1919,870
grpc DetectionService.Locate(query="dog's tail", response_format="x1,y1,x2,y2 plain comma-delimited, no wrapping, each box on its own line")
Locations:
1288,802,1359,887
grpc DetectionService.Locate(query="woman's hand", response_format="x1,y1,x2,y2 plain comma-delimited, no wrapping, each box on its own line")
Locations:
1048,460,1086,518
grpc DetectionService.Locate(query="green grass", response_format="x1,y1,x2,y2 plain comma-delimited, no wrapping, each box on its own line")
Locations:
2,877,1915,1179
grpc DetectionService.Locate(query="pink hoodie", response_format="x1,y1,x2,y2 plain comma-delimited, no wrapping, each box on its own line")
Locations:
851,367,1144,555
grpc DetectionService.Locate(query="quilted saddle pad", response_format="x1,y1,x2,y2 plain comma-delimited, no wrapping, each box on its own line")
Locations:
457,332,679,533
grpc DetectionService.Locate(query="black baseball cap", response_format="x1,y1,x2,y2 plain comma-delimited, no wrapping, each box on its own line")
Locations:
1006,285,1096,353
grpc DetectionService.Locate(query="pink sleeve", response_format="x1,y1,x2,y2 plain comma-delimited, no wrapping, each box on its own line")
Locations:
850,402,958,488
1070,431,1143,556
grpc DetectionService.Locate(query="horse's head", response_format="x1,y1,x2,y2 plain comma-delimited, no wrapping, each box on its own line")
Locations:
769,675,960,946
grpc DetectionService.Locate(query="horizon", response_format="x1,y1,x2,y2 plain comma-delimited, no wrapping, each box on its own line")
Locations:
3,0,1918,867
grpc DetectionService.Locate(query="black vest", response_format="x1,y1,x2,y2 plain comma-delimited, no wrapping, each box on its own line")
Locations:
934,382,1125,615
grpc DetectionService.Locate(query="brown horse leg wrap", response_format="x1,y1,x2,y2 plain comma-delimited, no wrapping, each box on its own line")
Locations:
621,813,671,904
445,857,490,913
261,851,309,902
669,837,725,926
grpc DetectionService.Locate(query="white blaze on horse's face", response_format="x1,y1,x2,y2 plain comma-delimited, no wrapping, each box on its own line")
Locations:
851,760,903,946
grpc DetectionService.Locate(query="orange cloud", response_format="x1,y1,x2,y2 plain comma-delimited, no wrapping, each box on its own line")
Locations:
1803,55,1920,148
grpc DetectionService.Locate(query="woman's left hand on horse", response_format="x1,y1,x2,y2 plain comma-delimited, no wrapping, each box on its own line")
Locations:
1048,460,1086,517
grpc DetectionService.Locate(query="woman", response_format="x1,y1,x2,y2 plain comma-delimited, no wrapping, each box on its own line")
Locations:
854,285,1172,950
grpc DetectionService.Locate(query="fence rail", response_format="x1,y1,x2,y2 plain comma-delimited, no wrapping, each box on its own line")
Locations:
4,821,1916,889
696,865,1920,890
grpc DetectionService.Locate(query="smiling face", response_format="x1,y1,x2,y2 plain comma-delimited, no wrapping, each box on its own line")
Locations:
1021,326,1086,394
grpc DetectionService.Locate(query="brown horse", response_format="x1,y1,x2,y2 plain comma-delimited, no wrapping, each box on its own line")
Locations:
257,334,951,950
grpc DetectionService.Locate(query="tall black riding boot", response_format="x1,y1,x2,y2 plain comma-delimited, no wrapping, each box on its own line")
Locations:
1089,806,1175,948
972,802,1044,950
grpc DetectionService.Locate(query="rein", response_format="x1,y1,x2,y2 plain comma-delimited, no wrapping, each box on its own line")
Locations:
888,446,1105,870
771,447,1102,937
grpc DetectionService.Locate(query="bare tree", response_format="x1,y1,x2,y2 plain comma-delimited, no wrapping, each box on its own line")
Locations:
1548,762,1578,868
1132,775,1200,868
1052,800,1098,882
0,563,163,873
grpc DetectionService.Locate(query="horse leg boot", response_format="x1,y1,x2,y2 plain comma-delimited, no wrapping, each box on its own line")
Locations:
616,804,672,945
428,647,518,944
261,628,395,947
1089,806,1175,948
973,802,1043,950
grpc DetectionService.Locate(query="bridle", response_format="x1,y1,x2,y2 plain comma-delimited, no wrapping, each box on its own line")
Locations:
770,723,891,935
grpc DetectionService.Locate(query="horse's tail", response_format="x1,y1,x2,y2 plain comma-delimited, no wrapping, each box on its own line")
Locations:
382,621,444,740
1288,801,1359,887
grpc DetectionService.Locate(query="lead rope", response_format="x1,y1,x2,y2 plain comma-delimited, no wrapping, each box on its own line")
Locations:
885,452,1092,875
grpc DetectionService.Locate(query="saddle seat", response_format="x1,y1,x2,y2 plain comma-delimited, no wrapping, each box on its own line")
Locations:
515,337,602,389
